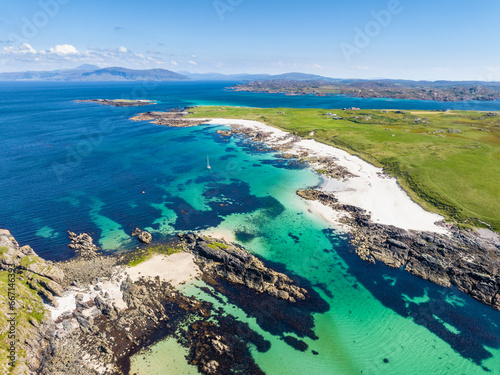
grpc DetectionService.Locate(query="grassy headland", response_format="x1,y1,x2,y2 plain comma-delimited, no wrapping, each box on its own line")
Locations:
188,106,500,232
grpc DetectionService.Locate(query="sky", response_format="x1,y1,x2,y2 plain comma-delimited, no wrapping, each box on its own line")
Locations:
0,0,499,80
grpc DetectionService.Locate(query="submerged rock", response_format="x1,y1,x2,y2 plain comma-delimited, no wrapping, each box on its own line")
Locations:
216,130,232,137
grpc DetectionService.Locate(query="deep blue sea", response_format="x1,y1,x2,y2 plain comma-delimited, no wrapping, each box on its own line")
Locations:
1,81,500,374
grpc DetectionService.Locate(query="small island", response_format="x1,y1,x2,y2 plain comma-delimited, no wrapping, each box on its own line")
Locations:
75,99,157,107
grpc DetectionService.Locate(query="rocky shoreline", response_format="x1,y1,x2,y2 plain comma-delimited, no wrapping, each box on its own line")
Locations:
130,111,209,127
125,110,500,310
297,189,500,310
207,117,500,311
148,112,500,312
1,230,317,374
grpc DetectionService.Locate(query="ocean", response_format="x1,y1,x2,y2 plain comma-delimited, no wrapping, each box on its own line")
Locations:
1,81,499,374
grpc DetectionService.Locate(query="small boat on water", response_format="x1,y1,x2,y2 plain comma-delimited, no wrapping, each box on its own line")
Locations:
207,155,211,170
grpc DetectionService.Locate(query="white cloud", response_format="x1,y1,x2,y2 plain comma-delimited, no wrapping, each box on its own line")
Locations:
0,43,204,72
49,44,78,55
3,43,36,54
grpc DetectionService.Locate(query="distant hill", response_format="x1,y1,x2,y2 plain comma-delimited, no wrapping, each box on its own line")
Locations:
74,64,101,71
181,71,339,82
1,67,499,90
80,67,189,81
0,66,189,81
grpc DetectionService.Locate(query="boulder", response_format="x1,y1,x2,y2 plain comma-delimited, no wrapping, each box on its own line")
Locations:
132,228,152,244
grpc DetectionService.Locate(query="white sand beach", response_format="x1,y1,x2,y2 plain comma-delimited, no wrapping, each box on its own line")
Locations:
206,118,448,235
125,253,201,285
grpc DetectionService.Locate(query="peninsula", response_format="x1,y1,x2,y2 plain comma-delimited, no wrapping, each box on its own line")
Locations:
231,80,500,101
123,105,500,311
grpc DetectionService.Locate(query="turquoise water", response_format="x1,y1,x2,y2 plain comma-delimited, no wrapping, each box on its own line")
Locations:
1,82,499,374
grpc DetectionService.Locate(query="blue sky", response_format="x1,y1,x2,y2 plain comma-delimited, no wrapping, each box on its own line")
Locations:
0,0,499,80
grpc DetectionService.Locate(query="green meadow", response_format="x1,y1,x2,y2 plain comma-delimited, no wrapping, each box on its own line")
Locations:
189,106,500,232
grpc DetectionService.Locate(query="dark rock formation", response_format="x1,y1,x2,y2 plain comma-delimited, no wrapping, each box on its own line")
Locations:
181,318,267,375
130,111,209,127
297,189,500,310
40,274,268,375
2,229,272,374
307,156,358,180
179,233,308,303
67,231,101,259
131,228,152,244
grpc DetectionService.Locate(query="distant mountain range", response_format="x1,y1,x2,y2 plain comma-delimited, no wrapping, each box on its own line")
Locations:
0,65,189,81
0,66,498,90
180,71,339,82
0,66,340,82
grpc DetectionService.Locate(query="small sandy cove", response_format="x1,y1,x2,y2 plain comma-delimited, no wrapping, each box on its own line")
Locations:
125,253,201,284
206,118,448,235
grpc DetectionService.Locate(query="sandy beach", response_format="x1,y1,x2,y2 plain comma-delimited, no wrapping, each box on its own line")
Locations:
206,118,448,235
125,253,201,285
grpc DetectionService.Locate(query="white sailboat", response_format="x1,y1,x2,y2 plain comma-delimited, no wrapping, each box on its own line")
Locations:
207,155,211,170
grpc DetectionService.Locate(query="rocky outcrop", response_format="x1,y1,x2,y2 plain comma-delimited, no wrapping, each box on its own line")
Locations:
131,228,152,244
0,229,64,303
178,233,308,303
130,111,209,127
216,130,232,137
0,230,63,374
307,156,358,180
297,189,500,310
40,273,267,375
67,231,101,259
2,230,268,375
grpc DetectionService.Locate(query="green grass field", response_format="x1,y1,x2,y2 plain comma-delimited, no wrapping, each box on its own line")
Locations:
123,244,182,267
189,106,500,232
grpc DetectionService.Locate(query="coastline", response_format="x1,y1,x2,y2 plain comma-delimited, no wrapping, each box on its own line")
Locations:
2,100,500,373
203,118,448,235
2,229,317,374
162,114,500,311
